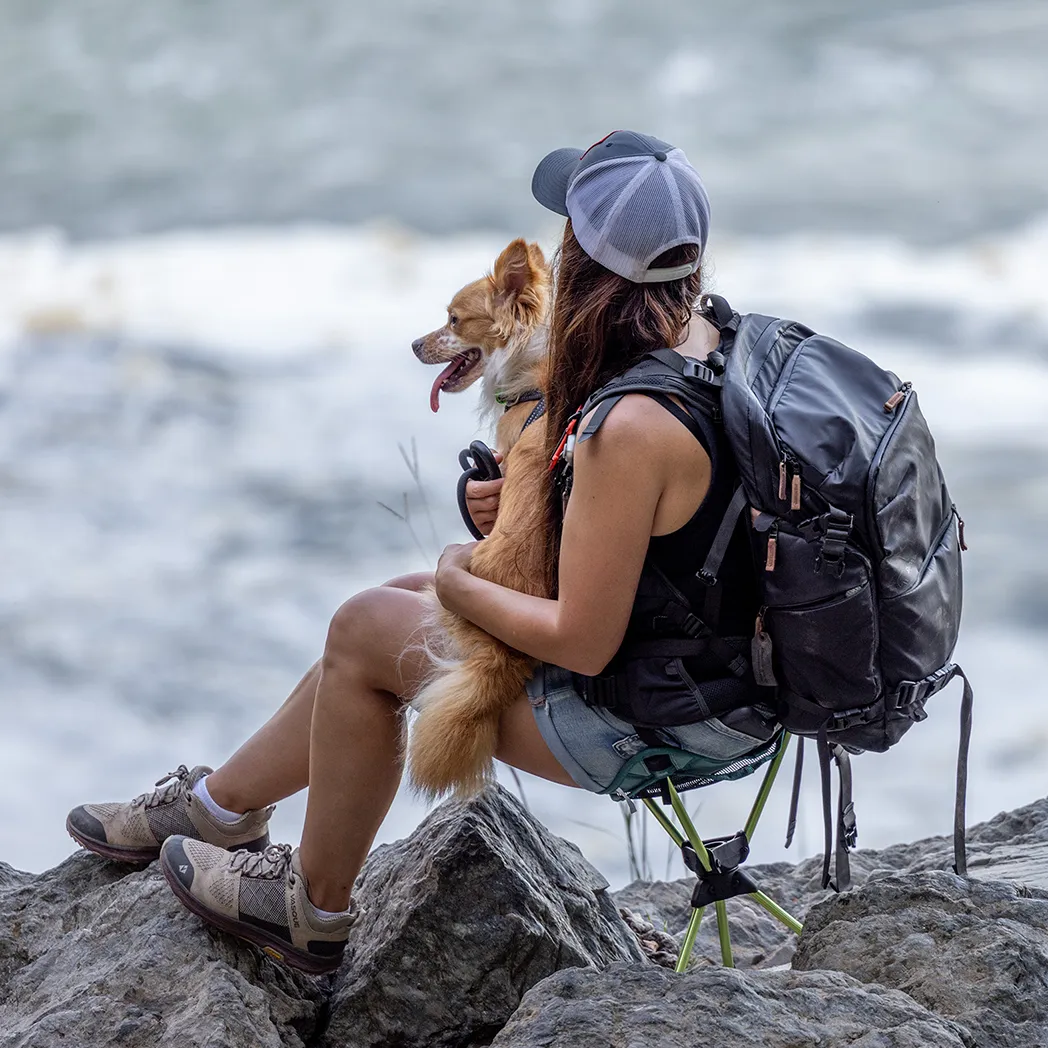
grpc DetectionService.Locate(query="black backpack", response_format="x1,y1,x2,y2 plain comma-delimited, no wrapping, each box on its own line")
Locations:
570,294,972,889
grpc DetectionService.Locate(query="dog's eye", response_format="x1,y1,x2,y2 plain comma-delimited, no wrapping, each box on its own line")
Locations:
449,314,458,327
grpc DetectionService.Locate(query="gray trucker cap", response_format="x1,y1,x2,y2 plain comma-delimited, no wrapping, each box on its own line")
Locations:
531,130,710,283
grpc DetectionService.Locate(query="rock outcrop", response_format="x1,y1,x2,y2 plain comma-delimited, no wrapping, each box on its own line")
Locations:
0,787,640,1047
491,963,974,1048
1,788,1047,1047
794,872,1048,1048
0,853,326,1047
322,788,643,1047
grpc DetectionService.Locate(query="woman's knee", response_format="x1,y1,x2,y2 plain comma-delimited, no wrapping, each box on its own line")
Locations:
322,586,430,696
324,590,382,670
382,571,434,593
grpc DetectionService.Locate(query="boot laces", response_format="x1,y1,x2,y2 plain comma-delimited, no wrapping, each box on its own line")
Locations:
131,765,192,810
230,842,295,884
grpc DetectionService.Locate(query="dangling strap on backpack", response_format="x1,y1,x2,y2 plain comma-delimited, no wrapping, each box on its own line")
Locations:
784,737,804,849
798,664,974,891
816,731,857,891
952,666,974,876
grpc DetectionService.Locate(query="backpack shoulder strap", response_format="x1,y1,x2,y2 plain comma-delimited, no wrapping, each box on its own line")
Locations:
577,350,723,447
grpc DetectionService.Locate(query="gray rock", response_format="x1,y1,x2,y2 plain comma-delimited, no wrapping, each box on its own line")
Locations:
1,786,638,1048
0,852,326,1048
4,789,1048,1046
490,962,974,1047
323,786,644,1047
794,870,1048,1048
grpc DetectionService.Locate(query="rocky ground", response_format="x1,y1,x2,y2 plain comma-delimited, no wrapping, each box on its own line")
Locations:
2,786,1047,1047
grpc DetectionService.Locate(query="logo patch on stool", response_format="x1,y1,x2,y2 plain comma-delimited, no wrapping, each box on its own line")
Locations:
613,734,647,758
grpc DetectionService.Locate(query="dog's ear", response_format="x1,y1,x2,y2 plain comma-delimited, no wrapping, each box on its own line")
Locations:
492,239,536,301
525,241,547,271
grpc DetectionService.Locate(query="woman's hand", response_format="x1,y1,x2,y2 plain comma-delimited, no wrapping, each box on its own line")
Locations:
435,541,479,610
465,476,503,536
465,450,503,535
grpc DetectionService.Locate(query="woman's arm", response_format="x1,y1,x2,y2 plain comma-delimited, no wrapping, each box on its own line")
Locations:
436,395,709,675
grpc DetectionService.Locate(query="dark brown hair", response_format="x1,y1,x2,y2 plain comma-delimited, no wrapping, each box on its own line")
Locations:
541,221,703,594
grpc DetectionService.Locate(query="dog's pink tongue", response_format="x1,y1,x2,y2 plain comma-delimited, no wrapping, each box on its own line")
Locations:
429,356,465,413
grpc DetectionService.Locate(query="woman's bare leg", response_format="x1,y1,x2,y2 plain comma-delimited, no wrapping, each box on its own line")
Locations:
300,584,578,910
206,572,435,812
496,696,578,787
294,583,432,910
207,568,572,914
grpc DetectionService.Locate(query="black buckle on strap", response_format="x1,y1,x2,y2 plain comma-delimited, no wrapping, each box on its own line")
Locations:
840,802,858,849
681,358,719,384
815,509,853,577
894,665,957,718
577,672,622,710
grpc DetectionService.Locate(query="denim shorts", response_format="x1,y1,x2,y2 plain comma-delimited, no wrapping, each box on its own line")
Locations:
527,662,775,796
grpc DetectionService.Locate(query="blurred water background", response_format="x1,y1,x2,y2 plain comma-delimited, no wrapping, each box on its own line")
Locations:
1,0,1046,882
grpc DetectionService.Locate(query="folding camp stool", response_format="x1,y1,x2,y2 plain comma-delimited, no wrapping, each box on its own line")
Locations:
632,730,804,971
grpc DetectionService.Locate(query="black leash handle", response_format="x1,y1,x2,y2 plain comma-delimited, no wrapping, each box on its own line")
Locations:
457,440,502,540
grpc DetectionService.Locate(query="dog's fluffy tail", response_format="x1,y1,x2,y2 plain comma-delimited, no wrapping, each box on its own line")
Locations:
408,637,535,799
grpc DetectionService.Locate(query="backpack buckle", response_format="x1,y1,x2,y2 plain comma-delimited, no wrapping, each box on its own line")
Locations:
814,509,853,576
682,358,719,384
840,802,858,849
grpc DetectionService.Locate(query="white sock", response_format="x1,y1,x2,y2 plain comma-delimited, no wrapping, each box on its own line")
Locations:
193,776,243,824
308,899,350,921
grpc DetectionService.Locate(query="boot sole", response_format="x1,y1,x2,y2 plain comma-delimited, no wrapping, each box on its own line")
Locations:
67,815,271,865
160,852,344,976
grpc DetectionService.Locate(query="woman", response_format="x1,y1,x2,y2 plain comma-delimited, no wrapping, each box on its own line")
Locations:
66,130,770,973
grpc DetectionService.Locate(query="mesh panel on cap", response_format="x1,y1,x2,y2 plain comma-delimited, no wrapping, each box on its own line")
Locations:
571,155,649,230
567,147,709,282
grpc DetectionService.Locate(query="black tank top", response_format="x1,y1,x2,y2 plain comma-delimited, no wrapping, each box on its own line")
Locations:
646,399,758,640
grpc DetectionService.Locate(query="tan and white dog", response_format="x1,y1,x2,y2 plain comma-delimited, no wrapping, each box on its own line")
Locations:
409,238,553,796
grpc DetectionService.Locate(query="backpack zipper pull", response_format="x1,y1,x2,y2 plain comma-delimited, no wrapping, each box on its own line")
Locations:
765,523,778,571
953,504,968,551
883,381,912,414
751,606,777,687
779,453,802,510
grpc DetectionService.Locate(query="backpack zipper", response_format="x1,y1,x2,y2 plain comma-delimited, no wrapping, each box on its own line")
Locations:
765,578,871,613
765,522,779,571
900,505,964,595
778,453,802,511
865,384,914,560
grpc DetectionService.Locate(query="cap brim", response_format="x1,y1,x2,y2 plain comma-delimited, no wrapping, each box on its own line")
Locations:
531,147,582,218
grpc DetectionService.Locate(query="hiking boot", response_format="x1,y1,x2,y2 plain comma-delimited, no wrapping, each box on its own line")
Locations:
66,765,273,864
160,837,356,974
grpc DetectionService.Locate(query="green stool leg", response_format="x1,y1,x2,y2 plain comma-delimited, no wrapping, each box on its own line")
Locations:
744,732,791,840
666,780,714,871
665,781,722,971
674,904,705,973
714,900,734,967
750,890,804,935
642,797,685,848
